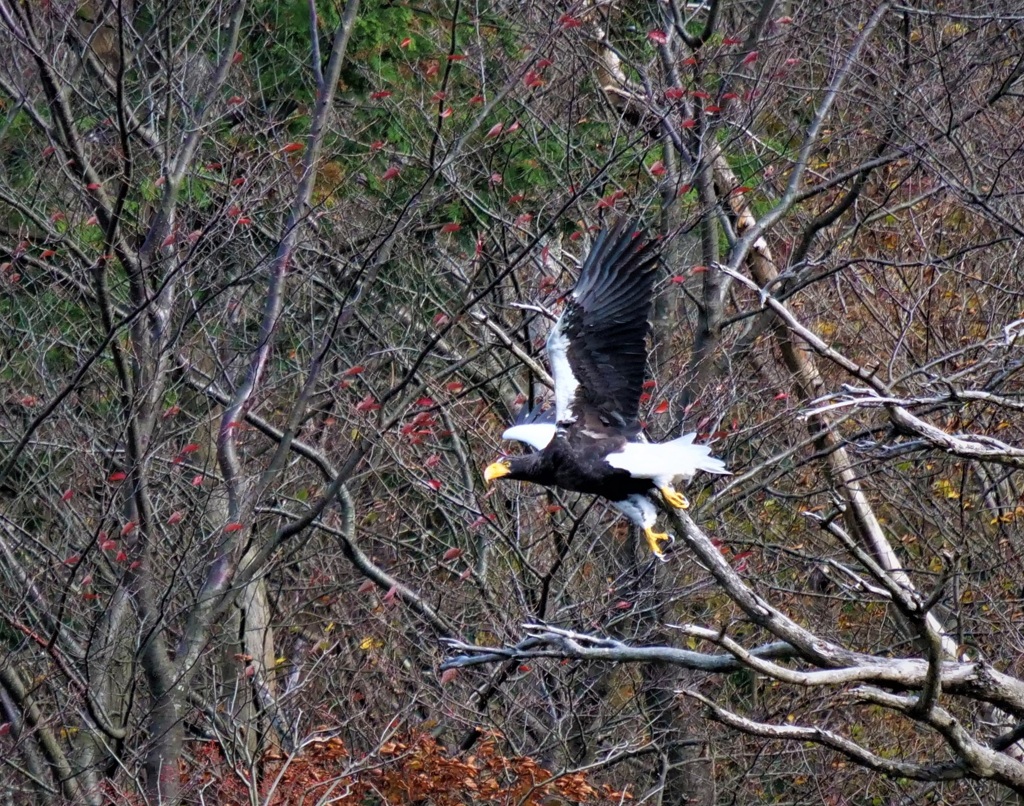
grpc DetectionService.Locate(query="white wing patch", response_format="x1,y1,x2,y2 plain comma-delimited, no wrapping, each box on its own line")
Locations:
501,423,557,451
606,434,729,481
546,322,578,424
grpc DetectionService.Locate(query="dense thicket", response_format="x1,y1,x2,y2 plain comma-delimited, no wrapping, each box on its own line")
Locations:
2,2,1024,804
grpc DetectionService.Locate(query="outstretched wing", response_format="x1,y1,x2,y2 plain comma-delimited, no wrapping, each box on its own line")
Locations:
547,219,660,432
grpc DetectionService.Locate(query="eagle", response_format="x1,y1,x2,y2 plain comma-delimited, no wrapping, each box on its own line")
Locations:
483,220,728,558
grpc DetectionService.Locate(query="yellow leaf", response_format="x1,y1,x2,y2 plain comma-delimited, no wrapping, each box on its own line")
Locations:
359,637,383,651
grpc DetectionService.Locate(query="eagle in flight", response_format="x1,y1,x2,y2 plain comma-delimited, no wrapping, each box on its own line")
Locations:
484,220,728,558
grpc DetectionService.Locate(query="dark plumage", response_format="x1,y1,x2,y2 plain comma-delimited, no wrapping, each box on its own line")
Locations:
484,220,727,557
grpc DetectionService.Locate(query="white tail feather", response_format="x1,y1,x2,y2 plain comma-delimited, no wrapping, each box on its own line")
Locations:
605,434,728,480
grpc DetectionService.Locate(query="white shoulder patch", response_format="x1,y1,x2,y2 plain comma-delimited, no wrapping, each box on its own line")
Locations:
546,322,578,424
501,423,557,451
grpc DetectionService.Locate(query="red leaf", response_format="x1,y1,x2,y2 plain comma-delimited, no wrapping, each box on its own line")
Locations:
371,140,385,150
524,70,543,88
722,36,742,45
431,91,447,101
445,381,464,393
447,54,466,61
116,550,128,562
232,51,244,64
732,186,753,194
509,193,526,204
440,222,461,233
424,454,441,468
426,478,442,491
488,172,503,186
774,391,788,400
742,51,758,65
236,217,252,226
355,394,381,413
705,105,721,113
650,160,666,177
615,600,633,609
670,274,686,284
181,443,200,454
400,37,412,48
64,555,80,566
191,475,205,486
440,667,458,685
776,15,794,24
654,400,670,414
161,233,176,247
81,574,93,586
224,522,244,532
486,122,504,138
639,392,652,404
121,521,136,537
722,92,739,100
357,580,375,593
544,504,562,514
537,58,554,69
515,213,533,226
40,248,57,258
518,664,532,673
370,90,392,100
424,61,439,78
61,489,74,502
129,560,142,570
381,166,400,181
167,511,183,525
108,471,126,483
41,146,56,157
382,585,398,604
691,265,708,273
642,379,657,389
469,94,485,104
691,90,710,100
281,142,304,153
459,567,472,580
682,56,698,66
506,121,520,134
100,539,117,551
231,177,245,187
163,405,180,419
83,592,99,601
86,215,99,225
442,547,463,561
680,118,696,129
344,365,365,376
648,30,667,45
559,14,581,28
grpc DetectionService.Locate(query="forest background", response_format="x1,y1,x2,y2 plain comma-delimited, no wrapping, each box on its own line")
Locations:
2,1,1024,804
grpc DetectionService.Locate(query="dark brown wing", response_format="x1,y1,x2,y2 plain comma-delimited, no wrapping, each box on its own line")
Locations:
546,219,660,433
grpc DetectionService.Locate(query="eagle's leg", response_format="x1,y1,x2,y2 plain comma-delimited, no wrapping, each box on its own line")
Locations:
643,527,672,559
660,485,689,510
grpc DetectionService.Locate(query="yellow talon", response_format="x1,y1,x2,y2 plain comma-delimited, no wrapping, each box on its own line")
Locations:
660,486,689,510
643,527,672,559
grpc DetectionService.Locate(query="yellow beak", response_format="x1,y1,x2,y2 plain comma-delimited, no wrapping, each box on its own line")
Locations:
483,461,511,482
